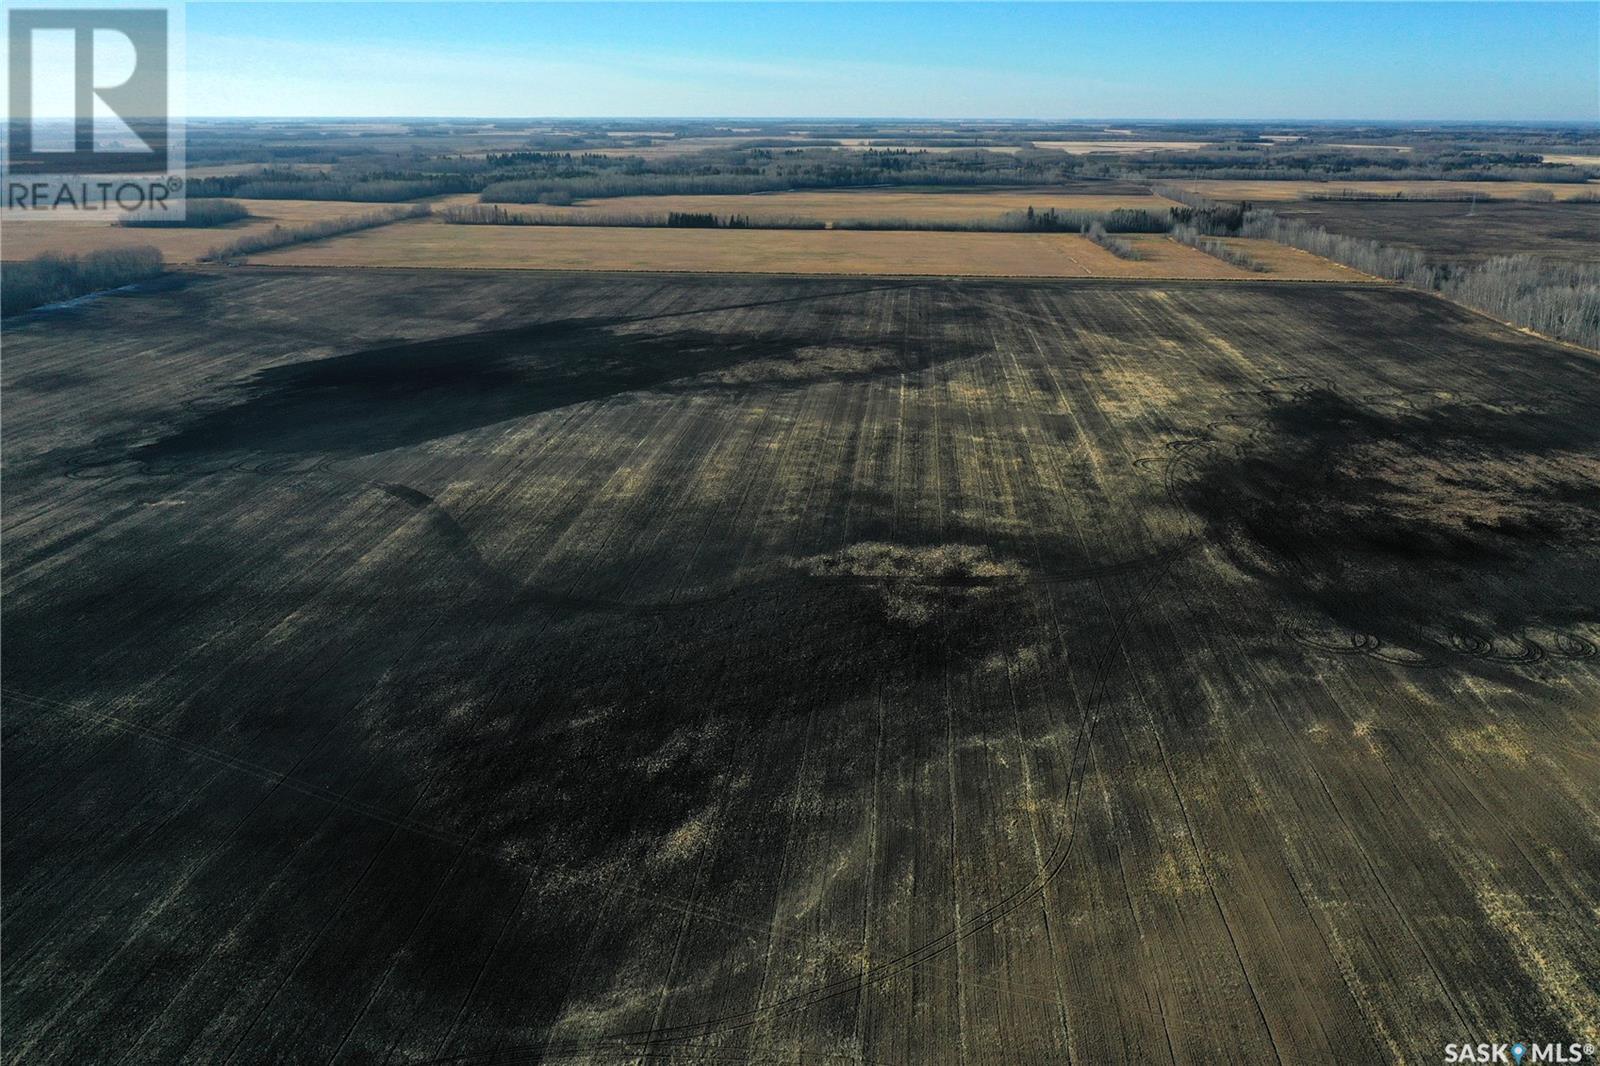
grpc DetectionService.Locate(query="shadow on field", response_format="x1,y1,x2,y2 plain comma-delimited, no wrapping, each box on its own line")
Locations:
0,504,1118,1055
133,311,984,462
1176,386,1600,664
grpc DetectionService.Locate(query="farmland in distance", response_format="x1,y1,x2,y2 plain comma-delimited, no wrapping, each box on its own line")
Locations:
479,185,1180,221
4,271,1599,1063
0,200,384,263
243,226,1366,279
1264,199,1600,263
1166,178,1600,202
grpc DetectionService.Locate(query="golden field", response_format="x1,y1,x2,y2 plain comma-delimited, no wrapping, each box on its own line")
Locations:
1210,237,1375,279
245,224,1372,281
1,199,383,262
0,187,1146,265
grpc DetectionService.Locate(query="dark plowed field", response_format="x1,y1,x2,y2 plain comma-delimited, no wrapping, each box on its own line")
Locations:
1269,199,1600,264
4,271,1598,1063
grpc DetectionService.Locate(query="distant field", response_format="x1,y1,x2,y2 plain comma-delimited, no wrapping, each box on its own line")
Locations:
0,190,1174,265
841,144,1030,155
1031,139,1207,153
1324,143,1414,152
587,137,1219,158
185,163,268,178
583,134,833,156
6,271,1597,1062
3,188,1370,280
246,224,1369,280
184,162,335,178
501,186,1179,222
1541,153,1600,166
1269,199,1600,263
1173,179,1600,202
0,199,379,263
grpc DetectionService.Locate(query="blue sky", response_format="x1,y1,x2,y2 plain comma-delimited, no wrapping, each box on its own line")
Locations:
186,2,1600,120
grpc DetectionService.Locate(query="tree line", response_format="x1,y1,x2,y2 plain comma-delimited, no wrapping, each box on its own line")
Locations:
201,204,432,261
1085,221,1141,260
120,199,251,228
2,247,165,317
440,203,1177,234
1239,210,1599,348
182,138,1594,209
1169,224,1268,272
438,204,825,229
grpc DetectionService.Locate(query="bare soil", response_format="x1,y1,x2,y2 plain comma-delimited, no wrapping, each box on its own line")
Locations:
4,271,1597,1063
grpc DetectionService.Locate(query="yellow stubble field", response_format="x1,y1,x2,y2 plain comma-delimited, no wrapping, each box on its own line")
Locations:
245,224,1373,281
1,199,387,263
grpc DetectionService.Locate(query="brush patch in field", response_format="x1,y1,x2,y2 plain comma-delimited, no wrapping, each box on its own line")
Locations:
795,541,1027,627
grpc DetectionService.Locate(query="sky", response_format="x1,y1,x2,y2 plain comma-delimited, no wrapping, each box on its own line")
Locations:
184,2,1600,121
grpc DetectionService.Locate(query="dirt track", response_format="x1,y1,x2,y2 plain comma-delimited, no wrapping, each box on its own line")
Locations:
4,272,1598,1063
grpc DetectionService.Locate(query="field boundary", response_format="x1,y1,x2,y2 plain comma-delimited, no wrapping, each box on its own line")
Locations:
199,262,1401,287
1418,288,1600,357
